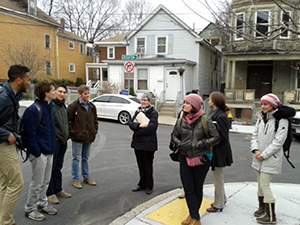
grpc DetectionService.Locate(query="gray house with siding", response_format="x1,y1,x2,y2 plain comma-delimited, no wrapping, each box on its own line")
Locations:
89,5,223,114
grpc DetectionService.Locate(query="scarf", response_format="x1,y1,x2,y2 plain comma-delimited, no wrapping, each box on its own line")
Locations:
183,109,204,125
137,104,153,113
186,155,207,167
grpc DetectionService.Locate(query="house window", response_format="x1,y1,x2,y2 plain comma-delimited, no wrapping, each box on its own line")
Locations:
29,0,36,16
256,11,269,37
136,37,145,53
124,73,134,89
297,63,300,89
137,68,148,90
107,47,115,59
69,63,75,73
46,61,51,75
69,41,74,50
156,36,167,54
45,34,50,49
281,11,291,38
236,13,244,40
86,46,93,57
79,43,84,54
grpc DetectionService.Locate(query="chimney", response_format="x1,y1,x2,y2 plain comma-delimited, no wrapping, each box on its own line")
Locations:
60,18,65,30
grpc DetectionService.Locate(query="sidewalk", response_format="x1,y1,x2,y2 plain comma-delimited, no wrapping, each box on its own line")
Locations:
109,116,299,225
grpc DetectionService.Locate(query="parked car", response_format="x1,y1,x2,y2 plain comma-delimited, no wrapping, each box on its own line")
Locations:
91,94,140,125
291,111,300,140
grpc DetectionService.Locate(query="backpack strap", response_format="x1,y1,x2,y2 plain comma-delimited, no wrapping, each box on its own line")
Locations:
73,100,79,116
274,119,279,132
201,115,209,138
32,102,42,124
176,111,184,135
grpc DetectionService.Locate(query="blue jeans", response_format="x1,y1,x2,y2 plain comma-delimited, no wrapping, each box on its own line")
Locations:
47,142,67,196
71,142,91,181
179,154,211,221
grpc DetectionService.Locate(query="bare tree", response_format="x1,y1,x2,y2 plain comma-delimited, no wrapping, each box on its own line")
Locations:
121,0,154,31
0,40,49,78
182,0,300,43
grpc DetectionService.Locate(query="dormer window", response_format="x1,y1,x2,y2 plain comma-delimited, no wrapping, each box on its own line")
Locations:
29,0,36,16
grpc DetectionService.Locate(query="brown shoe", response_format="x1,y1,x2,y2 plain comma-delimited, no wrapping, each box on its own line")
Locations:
181,215,192,225
72,180,82,189
56,191,71,198
48,194,59,204
189,219,201,225
83,178,96,186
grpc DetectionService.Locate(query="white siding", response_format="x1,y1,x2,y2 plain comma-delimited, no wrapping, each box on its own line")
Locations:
109,66,122,84
198,45,214,96
128,10,198,62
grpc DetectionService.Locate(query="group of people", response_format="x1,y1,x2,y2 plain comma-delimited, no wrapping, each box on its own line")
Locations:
0,64,291,225
0,65,98,224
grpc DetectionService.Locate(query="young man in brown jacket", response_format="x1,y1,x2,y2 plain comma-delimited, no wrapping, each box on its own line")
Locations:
68,85,98,189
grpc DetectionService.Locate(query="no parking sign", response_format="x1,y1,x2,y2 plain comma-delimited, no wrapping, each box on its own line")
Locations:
124,61,134,73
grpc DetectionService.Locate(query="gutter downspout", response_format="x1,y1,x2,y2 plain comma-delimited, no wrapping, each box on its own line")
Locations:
56,29,59,79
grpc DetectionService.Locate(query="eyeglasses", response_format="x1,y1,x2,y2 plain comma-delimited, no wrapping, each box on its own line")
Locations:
141,99,149,102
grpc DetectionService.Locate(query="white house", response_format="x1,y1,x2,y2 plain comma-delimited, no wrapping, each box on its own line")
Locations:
89,5,223,106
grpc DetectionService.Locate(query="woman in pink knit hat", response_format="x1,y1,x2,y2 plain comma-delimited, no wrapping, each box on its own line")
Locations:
171,94,220,225
251,93,295,224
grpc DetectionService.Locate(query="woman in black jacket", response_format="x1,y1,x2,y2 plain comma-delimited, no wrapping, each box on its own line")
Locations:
171,94,220,225
206,92,233,213
128,93,158,195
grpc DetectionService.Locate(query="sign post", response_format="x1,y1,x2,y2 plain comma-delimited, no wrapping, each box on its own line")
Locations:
124,61,134,73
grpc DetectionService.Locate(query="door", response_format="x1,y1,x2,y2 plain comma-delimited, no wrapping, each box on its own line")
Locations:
165,70,181,101
247,65,272,99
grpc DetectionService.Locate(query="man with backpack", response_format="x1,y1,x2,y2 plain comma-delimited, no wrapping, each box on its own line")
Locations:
0,64,31,225
68,85,98,189
22,80,57,222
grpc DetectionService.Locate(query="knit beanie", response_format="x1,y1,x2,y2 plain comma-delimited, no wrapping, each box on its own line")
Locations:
184,94,203,110
261,93,280,108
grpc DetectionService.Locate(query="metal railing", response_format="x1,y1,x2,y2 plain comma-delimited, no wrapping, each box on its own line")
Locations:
155,91,165,111
225,89,255,102
174,91,182,118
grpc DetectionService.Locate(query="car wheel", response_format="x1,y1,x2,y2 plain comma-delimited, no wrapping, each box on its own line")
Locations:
118,111,131,125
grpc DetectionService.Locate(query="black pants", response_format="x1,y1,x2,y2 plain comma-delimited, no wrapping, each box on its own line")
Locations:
47,142,67,196
179,154,211,221
134,149,155,190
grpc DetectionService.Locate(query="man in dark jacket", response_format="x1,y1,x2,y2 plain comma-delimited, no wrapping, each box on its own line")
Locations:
0,64,31,225
47,84,71,204
68,85,98,189
23,80,57,222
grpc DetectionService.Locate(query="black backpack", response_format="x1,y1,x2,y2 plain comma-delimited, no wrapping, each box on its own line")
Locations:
275,118,295,168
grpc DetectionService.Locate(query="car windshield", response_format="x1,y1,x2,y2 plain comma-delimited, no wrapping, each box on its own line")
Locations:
129,97,140,104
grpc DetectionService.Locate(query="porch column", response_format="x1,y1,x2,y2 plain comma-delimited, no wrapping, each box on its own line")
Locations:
225,60,231,89
85,65,89,84
231,61,236,89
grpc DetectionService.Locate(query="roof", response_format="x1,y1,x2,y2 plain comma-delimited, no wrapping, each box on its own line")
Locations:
58,30,88,43
127,4,200,40
96,32,131,43
0,0,59,26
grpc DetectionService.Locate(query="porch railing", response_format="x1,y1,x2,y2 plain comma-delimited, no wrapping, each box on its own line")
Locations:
155,91,165,111
225,89,255,102
174,91,182,118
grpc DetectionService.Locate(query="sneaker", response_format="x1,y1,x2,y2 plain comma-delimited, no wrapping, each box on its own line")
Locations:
72,180,82,189
48,194,59,204
38,204,57,215
83,178,96,186
25,209,45,221
56,190,71,198
178,190,185,199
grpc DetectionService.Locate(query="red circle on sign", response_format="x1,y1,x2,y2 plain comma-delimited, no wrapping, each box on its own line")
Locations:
124,62,134,73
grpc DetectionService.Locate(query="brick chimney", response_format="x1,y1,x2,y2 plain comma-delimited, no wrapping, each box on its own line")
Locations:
60,18,65,30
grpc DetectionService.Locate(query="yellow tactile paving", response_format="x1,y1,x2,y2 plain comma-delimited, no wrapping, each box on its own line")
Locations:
146,197,214,225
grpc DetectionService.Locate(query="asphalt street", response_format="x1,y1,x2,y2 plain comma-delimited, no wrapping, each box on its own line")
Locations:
12,119,300,225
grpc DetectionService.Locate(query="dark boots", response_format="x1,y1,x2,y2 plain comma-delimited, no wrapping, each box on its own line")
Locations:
257,203,276,224
254,196,266,217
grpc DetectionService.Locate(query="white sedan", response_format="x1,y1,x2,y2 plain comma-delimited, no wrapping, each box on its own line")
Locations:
91,94,140,125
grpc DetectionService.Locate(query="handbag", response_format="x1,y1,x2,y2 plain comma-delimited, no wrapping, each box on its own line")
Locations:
169,148,180,162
